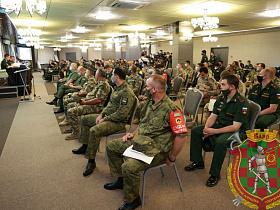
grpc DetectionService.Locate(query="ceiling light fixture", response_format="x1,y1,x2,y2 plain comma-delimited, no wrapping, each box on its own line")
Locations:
53,47,61,51
260,9,280,17
191,9,219,30
182,31,194,41
18,26,42,46
95,11,114,20
1,0,46,17
203,34,218,42
72,26,89,34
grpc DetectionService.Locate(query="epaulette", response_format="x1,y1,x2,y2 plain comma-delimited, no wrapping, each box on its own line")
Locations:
271,83,278,89
237,96,244,103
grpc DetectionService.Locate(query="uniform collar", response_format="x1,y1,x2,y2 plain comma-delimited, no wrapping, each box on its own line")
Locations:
150,95,168,110
262,80,273,89
115,81,127,90
222,91,239,103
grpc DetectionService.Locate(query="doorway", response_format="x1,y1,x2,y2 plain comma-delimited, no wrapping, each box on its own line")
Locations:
66,52,76,62
211,47,229,67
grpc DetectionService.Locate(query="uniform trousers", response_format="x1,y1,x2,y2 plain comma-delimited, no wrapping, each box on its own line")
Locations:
190,123,246,176
107,138,169,203
79,114,126,159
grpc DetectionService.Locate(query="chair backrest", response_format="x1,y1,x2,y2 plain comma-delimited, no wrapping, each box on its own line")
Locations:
104,86,113,107
184,89,203,118
173,76,183,93
248,100,261,131
127,96,139,132
172,68,178,78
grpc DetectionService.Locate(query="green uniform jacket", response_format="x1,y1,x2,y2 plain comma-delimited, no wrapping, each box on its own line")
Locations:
67,70,79,83
85,79,111,108
212,91,250,132
1,59,9,69
80,77,97,93
209,55,217,65
185,67,194,83
73,75,87,87
248,81,280,113
138,95,187,153
201,55,208,64
101,81,135,123
126,74,143,96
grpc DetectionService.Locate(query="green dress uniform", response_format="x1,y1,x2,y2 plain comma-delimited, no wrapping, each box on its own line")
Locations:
107,95,188,203
63,77,97,114
201,55,208,64
248,81,280,130
126,74,143,97
209,55,217,66
190,91,250,176
1,59,9,70
79,81,135,160
56,70,79,91
67,80,111,133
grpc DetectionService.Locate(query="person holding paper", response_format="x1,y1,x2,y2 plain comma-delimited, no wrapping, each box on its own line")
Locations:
105,74,188,210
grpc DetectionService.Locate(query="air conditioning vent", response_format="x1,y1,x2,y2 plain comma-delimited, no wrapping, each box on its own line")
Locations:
81,24,104,28
108,0,151,10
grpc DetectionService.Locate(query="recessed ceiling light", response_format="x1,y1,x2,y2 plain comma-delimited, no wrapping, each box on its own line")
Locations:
94,11,115,20
180,1,233,15
260,9,280,17
12,19,49,26
72,26,90,33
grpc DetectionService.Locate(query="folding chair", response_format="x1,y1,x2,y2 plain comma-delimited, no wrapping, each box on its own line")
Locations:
141,163,183,207
104,96,139,163
183,89,203,127
169,76,184,108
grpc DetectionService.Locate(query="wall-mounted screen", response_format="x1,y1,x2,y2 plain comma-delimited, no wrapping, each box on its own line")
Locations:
17,47,32,60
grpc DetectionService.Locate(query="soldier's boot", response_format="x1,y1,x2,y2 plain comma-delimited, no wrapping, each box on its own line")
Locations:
133,118,139,124
63,128,72,134
58,114,65,120
65,131,80,140
59,118,69,126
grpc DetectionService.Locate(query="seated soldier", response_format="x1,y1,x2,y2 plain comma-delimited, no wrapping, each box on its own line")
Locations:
269,67,280,86
62,69,110,140
105,65,114,86
203,62,213,77
176,62,187,82
126,65,143,97
184,60,194,86
46,63,78,106
213,63,222,82
248,68,280,130
58,68,96,124
245,65,258,88
185,75,250,187
104,75,188,210
72,67,135,177
157,64,172,95
195,67,219,104
48,66,87,113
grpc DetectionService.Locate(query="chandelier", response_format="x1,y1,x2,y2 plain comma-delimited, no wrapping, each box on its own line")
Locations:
53,47,61,51
1,0,47,17
203,35,218,42
182,31,194,41
140,43,150,48
191,9,219,30
18,26,42,46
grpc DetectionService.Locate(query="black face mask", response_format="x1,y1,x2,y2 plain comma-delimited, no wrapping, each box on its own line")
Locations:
257,75,263,83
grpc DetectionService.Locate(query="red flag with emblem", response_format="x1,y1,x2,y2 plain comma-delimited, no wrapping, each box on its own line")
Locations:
266,148,277,166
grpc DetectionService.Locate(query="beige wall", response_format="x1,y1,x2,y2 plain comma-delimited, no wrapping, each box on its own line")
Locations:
193,30,280,67
151,41,173,54
59,47,82,61
37,47,54,64
88,47,102,60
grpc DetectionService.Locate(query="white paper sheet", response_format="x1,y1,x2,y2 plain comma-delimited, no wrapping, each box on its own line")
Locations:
123,145,154,164
208,99,217,112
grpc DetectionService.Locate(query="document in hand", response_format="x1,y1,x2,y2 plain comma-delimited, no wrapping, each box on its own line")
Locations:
208,99,217,112
123,145,154,164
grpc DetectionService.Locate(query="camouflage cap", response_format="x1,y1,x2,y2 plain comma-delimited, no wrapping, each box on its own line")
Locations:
133,135,160,157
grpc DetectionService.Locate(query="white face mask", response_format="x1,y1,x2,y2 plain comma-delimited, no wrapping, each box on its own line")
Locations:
195,67,198,71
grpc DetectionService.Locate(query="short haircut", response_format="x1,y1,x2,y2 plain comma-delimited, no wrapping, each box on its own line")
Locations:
197,63,204,68
202,50,206,53
228,64,234,70
114,67,126,80
10,56,15,58
263,68,274,79
104,65,111,69
153,68,161,75
87,68,94,76
61,64,67,69
259,63,265,69
219,60,223,64
97,68,106,77
220,70,231,79
96,62,101,67
185,60,190,65
149,74,166,91
130,65,137,73
233,61,238,66
214,63,220,67
71,63,78,69
135,63,140,68
78,66,85,72
223,75,239,90
4,54,9,58
178,62,183,67
199,66,208,74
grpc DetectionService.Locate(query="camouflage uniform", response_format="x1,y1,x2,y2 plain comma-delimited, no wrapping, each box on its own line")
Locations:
195,76,219,103
245,69,258,87
177,69,187,82
67,80,110,133
79,82,135,159
63,77,97,113
272,76,280,87
207,68,213,78
185,67,194,84
126,74,143,97
107,95,188,203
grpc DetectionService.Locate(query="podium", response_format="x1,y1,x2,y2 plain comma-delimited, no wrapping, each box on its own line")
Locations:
14,68,34,102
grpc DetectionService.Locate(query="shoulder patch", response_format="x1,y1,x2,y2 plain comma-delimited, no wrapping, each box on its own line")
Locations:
121,98,128,105
237,96,244,103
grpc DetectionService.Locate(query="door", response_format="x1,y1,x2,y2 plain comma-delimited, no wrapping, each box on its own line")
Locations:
66,52,76,62
211,47,229,67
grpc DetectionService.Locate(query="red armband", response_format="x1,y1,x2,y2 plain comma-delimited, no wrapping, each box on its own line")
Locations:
170,110,188,135
162,72,168,81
